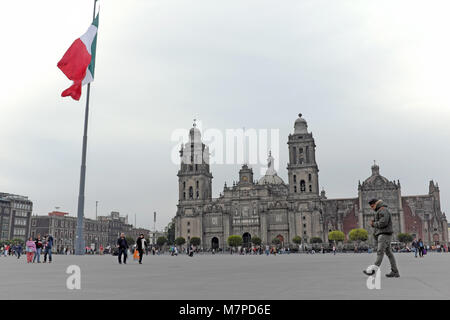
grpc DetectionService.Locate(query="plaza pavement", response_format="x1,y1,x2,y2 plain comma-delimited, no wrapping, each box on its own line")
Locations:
0,252,449,299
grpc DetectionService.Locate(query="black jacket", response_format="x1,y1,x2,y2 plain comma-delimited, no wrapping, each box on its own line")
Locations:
135,237,148,250
117,237,128,249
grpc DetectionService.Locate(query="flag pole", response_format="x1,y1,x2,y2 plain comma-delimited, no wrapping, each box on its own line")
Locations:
75,0,97,255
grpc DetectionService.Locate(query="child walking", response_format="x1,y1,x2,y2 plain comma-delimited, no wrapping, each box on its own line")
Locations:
26,237,36,263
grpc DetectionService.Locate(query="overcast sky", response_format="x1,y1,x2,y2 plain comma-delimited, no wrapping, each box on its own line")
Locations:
1,0,449,231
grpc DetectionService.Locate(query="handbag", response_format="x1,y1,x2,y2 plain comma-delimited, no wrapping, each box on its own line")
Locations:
133,249,139,260
423,248,427,255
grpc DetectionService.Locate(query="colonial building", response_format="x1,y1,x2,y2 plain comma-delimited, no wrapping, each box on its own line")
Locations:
31,211,150,252
174,114,448,249
0,193,33,241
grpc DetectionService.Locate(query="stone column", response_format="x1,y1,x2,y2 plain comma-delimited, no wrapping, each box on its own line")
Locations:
261,213,267,245
358,189,364,229
223,213,230,250
398,188,405,233
287,207,296,245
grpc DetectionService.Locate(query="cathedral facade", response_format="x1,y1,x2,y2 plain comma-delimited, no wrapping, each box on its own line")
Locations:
174,114,448,249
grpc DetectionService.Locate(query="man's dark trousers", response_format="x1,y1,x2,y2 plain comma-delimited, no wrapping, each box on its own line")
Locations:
118,248,127,264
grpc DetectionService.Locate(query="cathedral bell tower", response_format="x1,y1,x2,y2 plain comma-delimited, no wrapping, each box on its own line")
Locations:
287,114,320,198
177,121,213,202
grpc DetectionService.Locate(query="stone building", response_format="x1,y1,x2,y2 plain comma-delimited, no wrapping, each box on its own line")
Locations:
0,193,33,242
174,114,448,249
31,211,149,252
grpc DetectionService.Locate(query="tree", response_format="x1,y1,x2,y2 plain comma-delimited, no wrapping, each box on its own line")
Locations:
175,237,186,246
397,233,413,244
227,235,243,248
311,237,323,244
292,236,302,245
328,230,345,242
251,237,262,246
348,228,368,242
190,237,201,247
165,218,176,245
156,236,167,248
349,228,368,251
126,236,135,246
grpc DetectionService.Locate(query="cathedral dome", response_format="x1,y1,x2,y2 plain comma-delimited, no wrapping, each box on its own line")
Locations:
258,174,285,185
258,151,285,185
361,162,396,190
294,113,308,134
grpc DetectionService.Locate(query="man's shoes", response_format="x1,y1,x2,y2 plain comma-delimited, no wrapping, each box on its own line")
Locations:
363,270,375,276
385,271,400,278
139,262,142,264
118,262,122,264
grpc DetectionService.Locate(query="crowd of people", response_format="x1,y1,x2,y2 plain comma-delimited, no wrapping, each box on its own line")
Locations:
2,232,449,265
0,234,54,263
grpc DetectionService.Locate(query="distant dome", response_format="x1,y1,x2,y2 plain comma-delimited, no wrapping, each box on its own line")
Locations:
258,151,285,185
294,113,308,134
258,174,285,185
361,162,392,188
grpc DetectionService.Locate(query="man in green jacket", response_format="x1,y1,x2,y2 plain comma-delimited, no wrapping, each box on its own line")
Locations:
363,199,400,278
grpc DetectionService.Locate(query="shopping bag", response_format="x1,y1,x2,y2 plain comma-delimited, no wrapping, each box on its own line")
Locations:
423,249,427,255
133,249,139,261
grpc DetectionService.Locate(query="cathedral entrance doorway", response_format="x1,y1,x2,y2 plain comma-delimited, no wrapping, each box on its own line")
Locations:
276,234,284,246
211,237,219,250
243,232,251,248
433,233,440,245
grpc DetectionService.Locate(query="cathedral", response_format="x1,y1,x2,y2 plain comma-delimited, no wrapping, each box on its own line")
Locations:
174,114,448,249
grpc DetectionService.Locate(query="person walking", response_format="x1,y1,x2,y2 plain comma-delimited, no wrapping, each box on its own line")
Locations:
15,243,22,259
418,239,424,257
26,237,36,263
117,233,129,264
363,199,400,278
135,234,147,264
33,235,43,263
412,238,419,258
43,234,53,263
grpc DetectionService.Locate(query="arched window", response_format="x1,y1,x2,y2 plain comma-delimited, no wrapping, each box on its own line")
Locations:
189,187,193,199
308,174,312,182
300,180,306,192
196,181,199,189
183,182,186,190
183,192,186,200
294,185,297,193
196,190,199,199
309,185,312,192
293,175,297,183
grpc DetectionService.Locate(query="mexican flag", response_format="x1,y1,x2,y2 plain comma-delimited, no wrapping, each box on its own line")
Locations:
58,13,99,101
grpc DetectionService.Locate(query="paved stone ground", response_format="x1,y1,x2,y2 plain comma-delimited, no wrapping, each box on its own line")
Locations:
0,252,449,299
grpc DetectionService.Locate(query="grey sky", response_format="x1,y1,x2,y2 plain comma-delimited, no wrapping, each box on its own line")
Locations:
1,0,449,231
